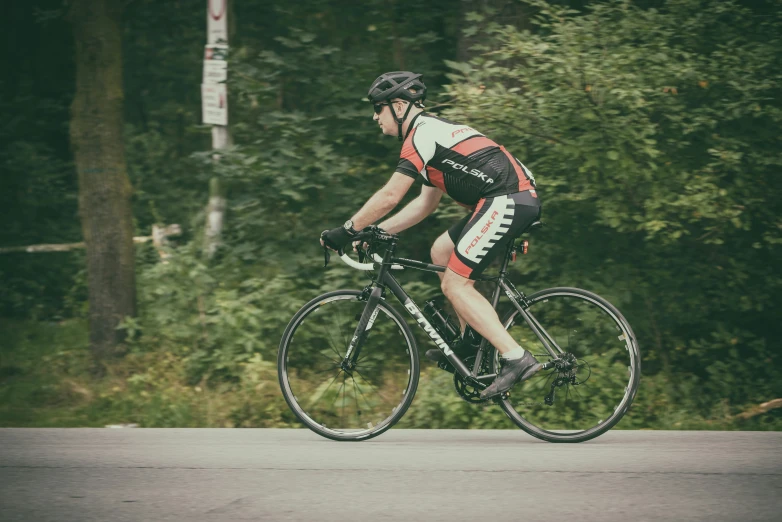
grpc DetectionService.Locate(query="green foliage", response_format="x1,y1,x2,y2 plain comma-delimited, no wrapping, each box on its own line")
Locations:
0,319,292,428
3,319,778,430
126,243,308,383
2,0,781,429
441,0,782,421
0,56,80,318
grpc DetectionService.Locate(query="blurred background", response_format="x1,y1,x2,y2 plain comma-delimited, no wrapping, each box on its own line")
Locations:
0,0,779,430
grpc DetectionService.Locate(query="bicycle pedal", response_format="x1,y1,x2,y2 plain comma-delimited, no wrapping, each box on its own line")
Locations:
492,391,510,403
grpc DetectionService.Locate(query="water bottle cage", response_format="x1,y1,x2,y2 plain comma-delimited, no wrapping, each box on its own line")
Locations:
423,299,460,344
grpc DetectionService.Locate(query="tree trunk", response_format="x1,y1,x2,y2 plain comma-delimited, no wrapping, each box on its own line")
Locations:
69,0,136,361
390,0,405,70
457,0,533,62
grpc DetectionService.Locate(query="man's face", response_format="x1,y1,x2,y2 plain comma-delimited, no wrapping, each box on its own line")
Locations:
372,101,403,137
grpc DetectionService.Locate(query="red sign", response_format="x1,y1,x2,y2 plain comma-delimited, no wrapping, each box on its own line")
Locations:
209,0,226,21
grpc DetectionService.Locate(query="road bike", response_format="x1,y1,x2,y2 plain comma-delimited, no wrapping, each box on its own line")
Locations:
278,222,641,442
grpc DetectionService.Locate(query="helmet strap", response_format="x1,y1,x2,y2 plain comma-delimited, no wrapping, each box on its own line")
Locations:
392,101,416,142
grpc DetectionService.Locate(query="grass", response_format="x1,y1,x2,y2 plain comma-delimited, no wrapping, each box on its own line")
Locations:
0,318,295,428
0,319,95,426
1,318,779,430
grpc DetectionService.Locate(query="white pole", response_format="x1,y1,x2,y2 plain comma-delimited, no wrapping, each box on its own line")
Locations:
202,0,229,258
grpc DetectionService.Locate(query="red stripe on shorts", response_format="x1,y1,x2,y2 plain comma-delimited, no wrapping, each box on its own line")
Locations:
447,252,472,278
471,198,486,217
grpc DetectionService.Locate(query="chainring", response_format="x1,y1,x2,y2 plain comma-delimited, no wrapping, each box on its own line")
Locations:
453,356,491,404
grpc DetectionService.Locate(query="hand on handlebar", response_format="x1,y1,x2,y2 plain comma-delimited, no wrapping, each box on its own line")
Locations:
321,225,394,258
320,226,402,272
320,226,356,253
352,239,370,252
352,239,371,263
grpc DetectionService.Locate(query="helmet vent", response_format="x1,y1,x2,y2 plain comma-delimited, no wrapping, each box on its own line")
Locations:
367,71,427,104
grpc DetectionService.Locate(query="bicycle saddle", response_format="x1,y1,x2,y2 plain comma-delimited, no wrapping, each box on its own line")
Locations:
524,220,543,233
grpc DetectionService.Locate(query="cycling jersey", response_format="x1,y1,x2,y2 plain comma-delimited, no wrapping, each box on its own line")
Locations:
396,113,537,207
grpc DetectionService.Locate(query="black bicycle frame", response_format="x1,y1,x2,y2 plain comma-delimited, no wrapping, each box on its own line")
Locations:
342,236,562,386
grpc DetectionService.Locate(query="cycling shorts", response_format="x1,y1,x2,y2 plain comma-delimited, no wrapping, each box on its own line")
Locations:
446,190,541,280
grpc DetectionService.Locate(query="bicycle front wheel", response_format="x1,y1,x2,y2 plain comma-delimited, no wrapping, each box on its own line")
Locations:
495,287,641,443
278,290,419,441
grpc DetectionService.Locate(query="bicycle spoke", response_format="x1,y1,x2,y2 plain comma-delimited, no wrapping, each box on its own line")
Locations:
315,350,340,366
352,378,361,418
336,301,350,354
308,365,341,376
340,377,346,427
281,292,418,440
353,368,397,406
500,289,639,440
308,370,343,408
571,382,587,400
353,378,378,411
531,368,553,388
323,322,345,361
356,348,384,365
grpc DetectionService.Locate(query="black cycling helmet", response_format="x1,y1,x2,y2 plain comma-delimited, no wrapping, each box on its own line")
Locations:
367,71,427,104
368,71,427,140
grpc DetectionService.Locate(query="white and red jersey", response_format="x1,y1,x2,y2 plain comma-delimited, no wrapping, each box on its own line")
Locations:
396,113,537,207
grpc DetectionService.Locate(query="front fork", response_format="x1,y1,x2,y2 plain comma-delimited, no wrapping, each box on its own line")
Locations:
341,286,382,372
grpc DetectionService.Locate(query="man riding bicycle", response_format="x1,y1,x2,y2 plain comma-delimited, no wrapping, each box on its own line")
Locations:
320,71,542,400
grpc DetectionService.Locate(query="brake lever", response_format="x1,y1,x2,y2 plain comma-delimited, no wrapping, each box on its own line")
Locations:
323,246,331,267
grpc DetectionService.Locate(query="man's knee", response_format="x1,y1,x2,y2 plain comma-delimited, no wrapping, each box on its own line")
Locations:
431,233,455,265
440,275,450,297
441,270,469,298
430,245,443,265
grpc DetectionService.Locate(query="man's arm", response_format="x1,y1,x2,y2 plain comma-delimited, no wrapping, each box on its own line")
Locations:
379,184,442,234
350,172,416,230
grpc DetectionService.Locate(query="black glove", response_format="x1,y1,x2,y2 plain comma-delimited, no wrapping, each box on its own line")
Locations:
320,226,357,252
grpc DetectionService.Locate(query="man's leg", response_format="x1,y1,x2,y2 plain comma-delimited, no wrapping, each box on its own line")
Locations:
443,193,543,397
430,231,466,332
443,268,542,399
424,230,487,366
440,269,518,355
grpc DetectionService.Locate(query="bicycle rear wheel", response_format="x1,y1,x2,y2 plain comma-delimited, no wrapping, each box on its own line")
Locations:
278,290,419,441
495,287,641,443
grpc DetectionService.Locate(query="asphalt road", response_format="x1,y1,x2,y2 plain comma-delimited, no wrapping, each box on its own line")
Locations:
1,429,780,521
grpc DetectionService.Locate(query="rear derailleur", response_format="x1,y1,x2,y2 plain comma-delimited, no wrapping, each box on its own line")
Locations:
544,352,587,406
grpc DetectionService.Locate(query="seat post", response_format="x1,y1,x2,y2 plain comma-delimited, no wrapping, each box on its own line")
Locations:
498,240,515,277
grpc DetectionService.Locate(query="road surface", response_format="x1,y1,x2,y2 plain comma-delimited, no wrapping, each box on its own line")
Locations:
1,429,780,521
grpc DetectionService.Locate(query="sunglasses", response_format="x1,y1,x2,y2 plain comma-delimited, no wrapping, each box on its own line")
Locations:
373,103,390,114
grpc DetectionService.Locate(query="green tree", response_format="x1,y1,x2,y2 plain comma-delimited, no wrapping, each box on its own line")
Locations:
442,0,782,422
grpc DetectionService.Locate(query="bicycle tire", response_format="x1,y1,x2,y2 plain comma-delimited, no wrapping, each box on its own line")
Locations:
494,287,641,443
278,290,419,441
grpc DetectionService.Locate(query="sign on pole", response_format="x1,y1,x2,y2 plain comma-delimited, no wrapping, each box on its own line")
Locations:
203,45,228,84
207,0,228,45
203,60,227,84
202,83,228,125
202,0,228,127
203,0,229,260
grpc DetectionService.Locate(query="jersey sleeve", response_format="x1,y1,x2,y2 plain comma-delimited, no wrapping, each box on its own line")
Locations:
396,124,436,179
